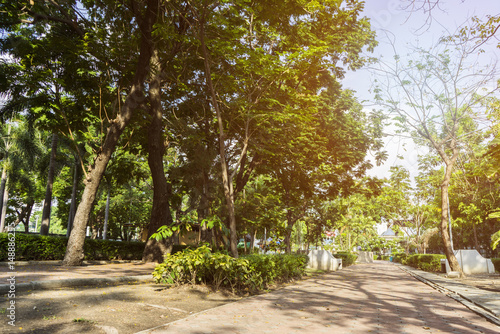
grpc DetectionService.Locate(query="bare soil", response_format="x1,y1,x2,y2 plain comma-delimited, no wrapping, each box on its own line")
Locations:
0,282,241,334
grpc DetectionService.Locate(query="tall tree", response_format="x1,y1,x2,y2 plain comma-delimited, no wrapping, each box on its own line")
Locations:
373,40,499,275
180,0,380,257
39,133,58,235
142,48,175,262
0,120,13,232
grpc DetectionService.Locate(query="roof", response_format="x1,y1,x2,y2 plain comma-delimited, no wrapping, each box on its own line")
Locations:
381,228,396,237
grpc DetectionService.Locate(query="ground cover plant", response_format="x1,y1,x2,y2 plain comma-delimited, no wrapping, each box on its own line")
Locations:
152,245,308,293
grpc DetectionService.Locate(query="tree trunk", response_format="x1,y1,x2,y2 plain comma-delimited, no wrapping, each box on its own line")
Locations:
198,170,212,243
103,184,110,240
142,48,174,263
24,200,34,233
250,229,255,254
66,156,79,237
0,175,8,233
284,210,295,254
63,1,158,266
0,165,7,232
199,16,238,258
40,133,58,235
263,227,267,253
473,223,480,253
441,163,464,276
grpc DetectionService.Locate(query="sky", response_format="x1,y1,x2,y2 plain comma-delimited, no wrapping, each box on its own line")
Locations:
343,0,500,181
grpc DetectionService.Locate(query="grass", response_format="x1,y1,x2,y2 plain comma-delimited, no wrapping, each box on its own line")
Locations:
304,268,326,277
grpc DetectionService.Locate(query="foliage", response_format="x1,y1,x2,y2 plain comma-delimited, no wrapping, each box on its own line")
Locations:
492,258,500,273
152,245,308,293
0,233,144,261
392,253,408,264
83,239,145,260
317,191,380,252
373,35,499,273
404,254,446,272
492,231,500,251
245,253,308,283
333,251,358,267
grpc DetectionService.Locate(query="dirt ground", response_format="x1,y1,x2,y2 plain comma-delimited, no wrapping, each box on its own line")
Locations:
0,282,241,334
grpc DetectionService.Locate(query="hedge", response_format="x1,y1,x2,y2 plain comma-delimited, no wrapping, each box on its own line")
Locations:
153,245,308,293
492,258,500,273
392,253,408,264
405,254,446,272
334,251,358,267
0,233,145,261
374,254,390,261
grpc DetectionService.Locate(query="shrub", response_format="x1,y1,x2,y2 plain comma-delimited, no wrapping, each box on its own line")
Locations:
246,253,308,283
334,251,357,267
374,254,390,261
0,233,144,261
392,253,408,264
492,258,500,273
405,254,446,272
84,239,144,260
153,246,308,293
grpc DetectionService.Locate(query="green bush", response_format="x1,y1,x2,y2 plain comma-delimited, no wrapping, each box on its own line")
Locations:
153,246,308,293
334,251,357,266
374,254,390,261
392,253,408,264
492,258,500,273
0,233,144,261
83,239,145,260
405,254,446,272
246,253,308,283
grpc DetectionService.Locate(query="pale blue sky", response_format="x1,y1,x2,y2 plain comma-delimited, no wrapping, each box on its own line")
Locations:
345,0,500,181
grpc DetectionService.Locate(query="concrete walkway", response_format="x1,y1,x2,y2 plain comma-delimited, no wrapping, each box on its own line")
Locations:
138,261,500,334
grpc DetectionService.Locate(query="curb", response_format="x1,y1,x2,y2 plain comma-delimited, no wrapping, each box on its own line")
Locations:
0,275,154,294
396,264,500,326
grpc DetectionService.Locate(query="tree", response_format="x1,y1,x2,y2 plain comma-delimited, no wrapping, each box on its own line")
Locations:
0,118,46,232
0,1,159,265
0,120,13,232
373,39,499,275
61,0,160,265
196,0,380,256
39,133,58,235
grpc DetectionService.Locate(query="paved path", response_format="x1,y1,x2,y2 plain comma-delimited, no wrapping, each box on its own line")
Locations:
138,262,500,334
